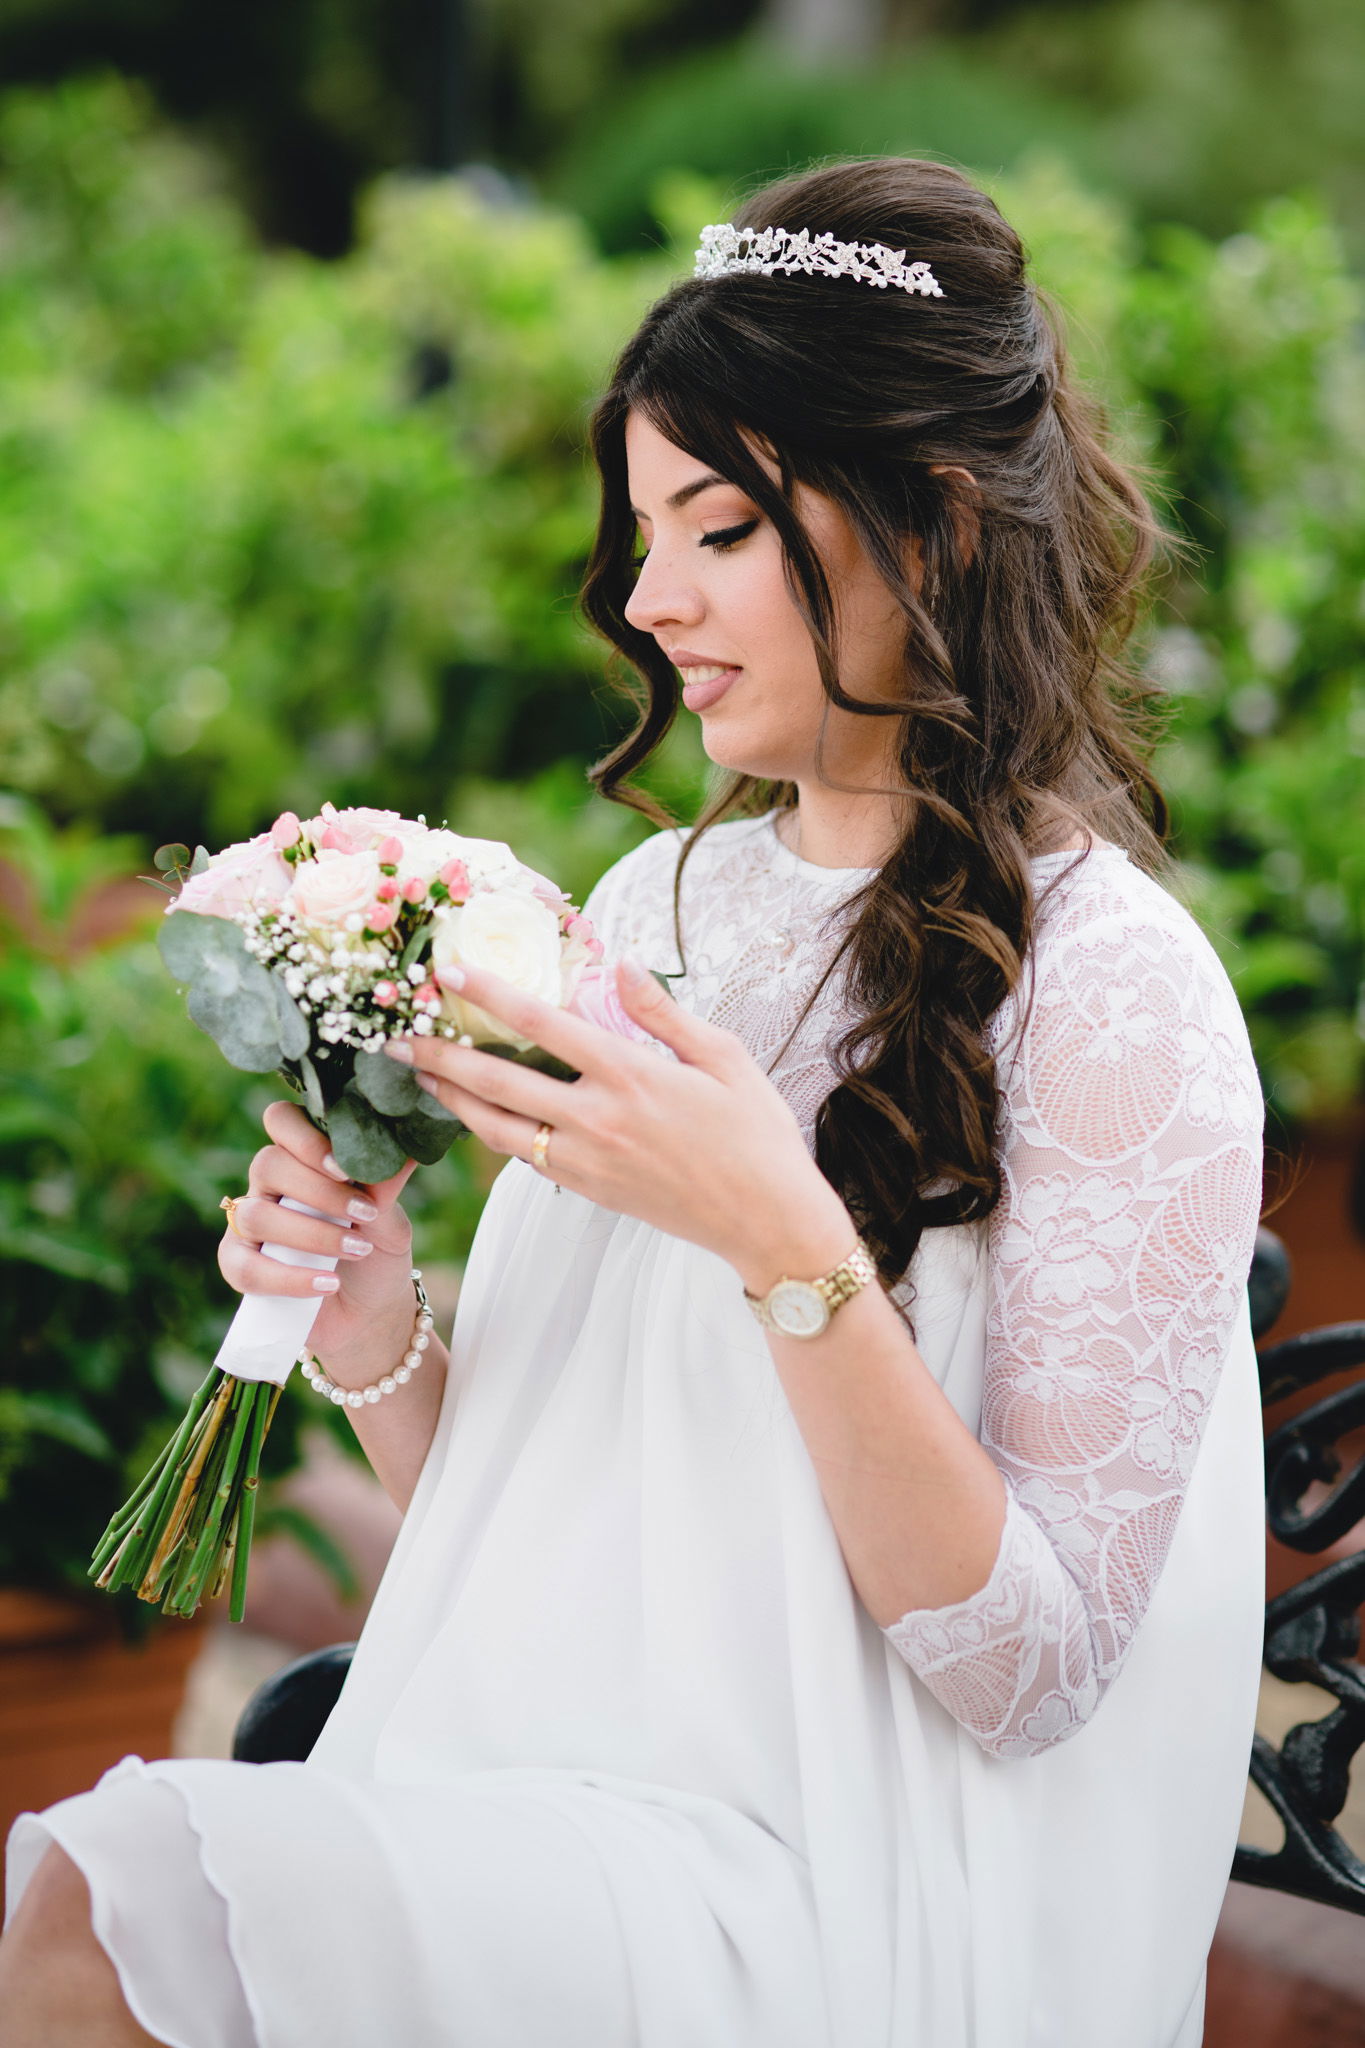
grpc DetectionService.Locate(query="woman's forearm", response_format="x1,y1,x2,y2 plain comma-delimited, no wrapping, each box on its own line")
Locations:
734,1200,1007,1626
312,1301,450,1517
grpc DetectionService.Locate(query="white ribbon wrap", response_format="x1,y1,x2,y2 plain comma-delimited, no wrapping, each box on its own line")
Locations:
214,1196,347,1388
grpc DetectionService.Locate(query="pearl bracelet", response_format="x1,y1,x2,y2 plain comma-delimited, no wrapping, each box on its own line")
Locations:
299,1268,434,1410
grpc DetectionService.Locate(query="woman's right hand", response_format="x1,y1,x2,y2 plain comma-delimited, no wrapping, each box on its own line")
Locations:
218,1099,421,1374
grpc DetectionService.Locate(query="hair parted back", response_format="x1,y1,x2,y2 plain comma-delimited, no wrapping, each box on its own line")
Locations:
580,155,1171,1302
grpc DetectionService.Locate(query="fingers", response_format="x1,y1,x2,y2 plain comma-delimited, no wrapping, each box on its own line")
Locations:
228,1191,374,1262
388,1036,574,1127
217,1232,345,1300
433,963,627,1081
258,1098,419,1210
247,1140,377,1224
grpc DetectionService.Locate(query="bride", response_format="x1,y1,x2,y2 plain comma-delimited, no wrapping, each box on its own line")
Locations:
2,155,1265,2048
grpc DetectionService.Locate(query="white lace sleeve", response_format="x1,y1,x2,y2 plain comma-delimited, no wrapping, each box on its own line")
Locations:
883,860,1264,1758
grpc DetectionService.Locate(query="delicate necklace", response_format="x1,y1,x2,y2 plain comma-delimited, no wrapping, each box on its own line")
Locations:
761,807,805,968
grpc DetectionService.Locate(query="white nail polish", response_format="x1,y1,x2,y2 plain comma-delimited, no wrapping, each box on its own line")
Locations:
340,1238,374,1257
322,1154,349,1181
313,1274,341,1292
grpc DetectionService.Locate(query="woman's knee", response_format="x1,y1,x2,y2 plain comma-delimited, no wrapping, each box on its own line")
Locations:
6,1841,97,1954
0,1841,165,2045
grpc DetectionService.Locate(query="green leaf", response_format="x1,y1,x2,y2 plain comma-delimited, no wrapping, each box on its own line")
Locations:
396,918,434,977
349,1045,428,1118
324,1086,410,1182
477,1041,580,1084
290,1052,328,1126
270,974,310,1061
391,1096,464,1164
17,1392,116,1464
158,911,286,1072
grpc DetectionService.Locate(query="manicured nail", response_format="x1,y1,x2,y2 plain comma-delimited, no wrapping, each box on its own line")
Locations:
384,1040,414,1064
322,1152,349,1181
339,1236,374,1257
347,1196,379,1221
435,964,465,991
416,1072,441,1097
313,1274,341,1292
616,952,650,986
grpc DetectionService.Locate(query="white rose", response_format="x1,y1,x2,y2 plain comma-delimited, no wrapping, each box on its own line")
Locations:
287,848,382,930
430,887,563,1047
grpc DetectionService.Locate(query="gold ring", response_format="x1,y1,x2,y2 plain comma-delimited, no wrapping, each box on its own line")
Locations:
219,1194,250,1241
531,1122,553,1174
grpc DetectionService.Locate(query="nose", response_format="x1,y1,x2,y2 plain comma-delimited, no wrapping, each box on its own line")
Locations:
623,544,705,638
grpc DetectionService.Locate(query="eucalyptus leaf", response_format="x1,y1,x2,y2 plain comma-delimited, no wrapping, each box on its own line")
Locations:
189,846,211,876
325,1086,410,1182
397,918,434,976
158,911,287,1073
392,1094,465,1163
292,1052,328,1126
270,973,310,1060
478,1041,580,1084
349,1045,428,1117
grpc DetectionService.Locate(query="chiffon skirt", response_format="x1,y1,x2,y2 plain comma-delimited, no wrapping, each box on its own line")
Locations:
4,1749,825,2048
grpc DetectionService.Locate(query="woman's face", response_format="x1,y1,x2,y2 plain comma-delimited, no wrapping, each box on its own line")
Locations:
622,410,910,789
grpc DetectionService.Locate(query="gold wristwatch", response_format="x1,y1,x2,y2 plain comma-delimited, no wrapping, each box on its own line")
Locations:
743,1237,878,1339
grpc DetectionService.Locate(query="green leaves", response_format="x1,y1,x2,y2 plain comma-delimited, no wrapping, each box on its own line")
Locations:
158,910,308,1073
328,1044,464,1181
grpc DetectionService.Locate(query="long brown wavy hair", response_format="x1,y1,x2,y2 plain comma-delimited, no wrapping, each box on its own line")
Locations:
580,157,1170,1298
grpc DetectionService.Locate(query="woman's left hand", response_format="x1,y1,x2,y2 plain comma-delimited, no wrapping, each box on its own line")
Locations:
384,955,854,1288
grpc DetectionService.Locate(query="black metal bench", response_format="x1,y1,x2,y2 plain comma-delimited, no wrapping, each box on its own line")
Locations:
233,1228,1365,1916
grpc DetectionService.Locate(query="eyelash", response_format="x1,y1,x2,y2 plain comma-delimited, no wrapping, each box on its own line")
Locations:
629,518,759,571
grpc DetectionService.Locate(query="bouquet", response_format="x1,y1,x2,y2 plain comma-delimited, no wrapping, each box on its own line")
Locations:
90,801,638,1622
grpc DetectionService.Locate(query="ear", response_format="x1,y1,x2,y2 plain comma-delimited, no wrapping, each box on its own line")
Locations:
929,464,981,571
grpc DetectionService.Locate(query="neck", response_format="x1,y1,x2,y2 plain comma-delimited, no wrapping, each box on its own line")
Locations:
777,782,909,871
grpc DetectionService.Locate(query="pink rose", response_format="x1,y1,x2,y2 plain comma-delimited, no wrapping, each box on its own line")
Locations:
174,834,292,918
565,963,657,1044
286,848,382,928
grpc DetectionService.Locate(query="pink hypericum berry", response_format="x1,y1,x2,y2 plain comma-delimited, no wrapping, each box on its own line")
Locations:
566,913,595,941
439,858,470,899
270,810,302,850
414,981,439,1007
403,875,427,903
373,980,399,1008
376,834,405,865
376,879,400,902
365,903,398,933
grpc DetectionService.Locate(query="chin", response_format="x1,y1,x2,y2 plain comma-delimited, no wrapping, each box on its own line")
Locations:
697,729,797,781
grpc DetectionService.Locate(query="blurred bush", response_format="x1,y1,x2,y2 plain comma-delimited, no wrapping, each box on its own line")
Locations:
0,75,682,852
0,74,1360,1135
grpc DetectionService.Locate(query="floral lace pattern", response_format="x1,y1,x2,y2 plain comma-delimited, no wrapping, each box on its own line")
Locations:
584,813,1265,1760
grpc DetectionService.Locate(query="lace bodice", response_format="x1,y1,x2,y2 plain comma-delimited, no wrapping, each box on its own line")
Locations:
582,810,1264,1759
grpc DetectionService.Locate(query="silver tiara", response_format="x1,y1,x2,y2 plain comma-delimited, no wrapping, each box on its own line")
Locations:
694,222,944,298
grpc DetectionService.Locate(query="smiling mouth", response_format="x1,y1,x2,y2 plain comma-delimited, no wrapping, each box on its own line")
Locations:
675,663,738,686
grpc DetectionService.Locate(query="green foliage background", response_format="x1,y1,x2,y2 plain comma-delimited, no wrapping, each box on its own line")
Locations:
1,74,1361,1614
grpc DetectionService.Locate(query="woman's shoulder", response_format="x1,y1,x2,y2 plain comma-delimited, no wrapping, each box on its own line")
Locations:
1008,839,1260,1099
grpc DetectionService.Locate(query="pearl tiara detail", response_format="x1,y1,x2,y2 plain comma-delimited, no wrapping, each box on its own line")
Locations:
694,222,944,298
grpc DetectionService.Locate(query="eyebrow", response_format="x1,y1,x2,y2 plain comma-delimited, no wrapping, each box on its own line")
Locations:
629,473,735,521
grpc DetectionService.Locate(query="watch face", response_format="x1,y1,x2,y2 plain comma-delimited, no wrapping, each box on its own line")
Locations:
769,1279,830,1338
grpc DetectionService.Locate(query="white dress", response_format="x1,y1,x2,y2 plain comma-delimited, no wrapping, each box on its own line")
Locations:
5,809,1267,2048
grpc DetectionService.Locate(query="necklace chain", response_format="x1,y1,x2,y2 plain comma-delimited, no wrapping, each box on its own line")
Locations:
762,808,804,966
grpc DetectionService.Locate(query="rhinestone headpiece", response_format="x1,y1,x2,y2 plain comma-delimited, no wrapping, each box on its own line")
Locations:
694,223,944,299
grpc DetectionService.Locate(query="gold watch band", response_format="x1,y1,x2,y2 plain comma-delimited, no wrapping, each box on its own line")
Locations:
744,1237,878,1333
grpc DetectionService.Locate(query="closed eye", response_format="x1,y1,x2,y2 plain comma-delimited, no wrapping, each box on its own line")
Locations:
700,519,759,553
